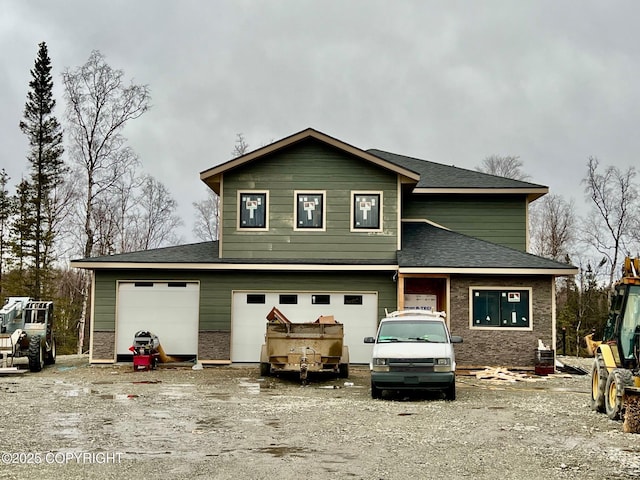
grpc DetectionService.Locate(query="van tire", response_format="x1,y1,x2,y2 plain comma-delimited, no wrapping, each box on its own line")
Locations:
371,381,382,399
445,381,456,401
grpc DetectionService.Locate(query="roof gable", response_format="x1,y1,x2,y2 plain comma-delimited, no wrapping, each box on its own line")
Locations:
200,128,419,194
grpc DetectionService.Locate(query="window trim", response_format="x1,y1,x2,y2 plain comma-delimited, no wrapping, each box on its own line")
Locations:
293,190,326,231
468,286,533,331
350,191,383,232
237,190,269,231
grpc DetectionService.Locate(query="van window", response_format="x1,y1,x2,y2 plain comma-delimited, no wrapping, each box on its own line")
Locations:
378,320,447,343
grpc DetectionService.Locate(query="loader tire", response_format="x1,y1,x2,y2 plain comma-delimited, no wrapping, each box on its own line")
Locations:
28,335,44,372
591,353,608,413
339,363,349,378
260,362,270,377
44,336,56,365
605,369,634,420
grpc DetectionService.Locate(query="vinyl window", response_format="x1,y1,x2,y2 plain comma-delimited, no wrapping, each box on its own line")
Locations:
470,288,531,329
294,191,325,231
351,192,382,231
238,191,268,230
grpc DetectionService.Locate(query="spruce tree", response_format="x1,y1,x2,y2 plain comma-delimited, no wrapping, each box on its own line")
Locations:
0,169,14,297
18,42,65,299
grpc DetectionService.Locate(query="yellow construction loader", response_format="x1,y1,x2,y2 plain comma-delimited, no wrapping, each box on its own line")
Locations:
590,257,640,420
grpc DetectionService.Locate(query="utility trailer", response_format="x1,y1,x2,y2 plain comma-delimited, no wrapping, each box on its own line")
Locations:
259,307,349,383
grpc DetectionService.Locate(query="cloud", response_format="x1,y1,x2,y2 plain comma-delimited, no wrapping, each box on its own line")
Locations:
3,0,640,245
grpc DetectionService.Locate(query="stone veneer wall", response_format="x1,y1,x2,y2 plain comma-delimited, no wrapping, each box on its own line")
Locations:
91,331,115,360
449,275,553,367
91,331,231,362
198,331,231,360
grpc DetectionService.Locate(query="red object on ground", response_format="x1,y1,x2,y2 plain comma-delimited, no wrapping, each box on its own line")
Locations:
133,354,158,371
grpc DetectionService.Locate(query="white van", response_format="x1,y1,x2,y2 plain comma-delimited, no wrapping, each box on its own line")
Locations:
364,310,462,400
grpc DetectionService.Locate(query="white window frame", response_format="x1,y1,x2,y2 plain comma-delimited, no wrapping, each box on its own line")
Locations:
293,190,326,232
350,191,383,232
237,190,269,231
468,286,533,331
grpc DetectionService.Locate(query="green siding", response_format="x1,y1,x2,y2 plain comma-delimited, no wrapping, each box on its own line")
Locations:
222,139,398,260
402,194,527,251
93,270,396,332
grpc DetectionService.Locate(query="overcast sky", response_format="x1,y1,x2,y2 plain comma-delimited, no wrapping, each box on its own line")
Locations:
2,0,639,244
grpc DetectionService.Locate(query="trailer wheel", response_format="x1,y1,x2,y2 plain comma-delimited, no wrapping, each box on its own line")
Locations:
591,353,608,413
28,335,44,372
371,381,382,399
339,363,349,378
605,369,634,420
260,362,270,377
44,336,56,365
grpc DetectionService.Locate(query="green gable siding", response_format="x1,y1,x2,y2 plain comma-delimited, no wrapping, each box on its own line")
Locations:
221,140,398,260
93,270,396,331
402,194,527,251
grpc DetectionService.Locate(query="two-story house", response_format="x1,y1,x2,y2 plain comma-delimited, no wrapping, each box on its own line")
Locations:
71,128,577,368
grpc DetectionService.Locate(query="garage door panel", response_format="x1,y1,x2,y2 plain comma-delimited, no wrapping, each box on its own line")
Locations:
116,282,199,356
232,292,376,363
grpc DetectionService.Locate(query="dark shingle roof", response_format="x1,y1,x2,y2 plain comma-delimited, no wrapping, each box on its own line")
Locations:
72,226,575,274
72,241,220,264
70,241,396,266
399,222,574,271
368,149,547,190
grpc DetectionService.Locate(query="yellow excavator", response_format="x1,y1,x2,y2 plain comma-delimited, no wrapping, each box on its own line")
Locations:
589,257,640,420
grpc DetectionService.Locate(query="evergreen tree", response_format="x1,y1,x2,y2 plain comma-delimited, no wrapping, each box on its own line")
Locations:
0,169,15,297
18,42,65,299
8,180,36,293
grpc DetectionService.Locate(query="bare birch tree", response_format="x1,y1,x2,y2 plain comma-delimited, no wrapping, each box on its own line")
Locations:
476,155,531,181
582,156,639,289
193,133,249,242
529,194,576,261
132,175,182,250
62,50,150,353
193,190,220,242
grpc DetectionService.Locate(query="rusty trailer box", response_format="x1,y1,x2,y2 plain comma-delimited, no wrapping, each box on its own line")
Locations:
260,312,349,382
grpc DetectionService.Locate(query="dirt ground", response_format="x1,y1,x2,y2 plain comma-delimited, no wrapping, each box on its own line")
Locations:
1,355,639,480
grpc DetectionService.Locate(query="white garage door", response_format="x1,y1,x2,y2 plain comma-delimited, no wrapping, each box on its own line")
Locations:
116,282,199,356
231,291,377,364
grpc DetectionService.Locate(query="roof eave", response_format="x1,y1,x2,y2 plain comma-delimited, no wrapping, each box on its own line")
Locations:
399,266,577,276
71,260,577,276
69,261,399,271
412,187,548,201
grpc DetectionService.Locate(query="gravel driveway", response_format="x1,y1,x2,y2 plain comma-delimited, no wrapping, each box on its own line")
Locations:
1,355,639,480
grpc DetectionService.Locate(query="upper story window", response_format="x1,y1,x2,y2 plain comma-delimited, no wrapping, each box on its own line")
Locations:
294,191,325,231
351,192,382,232
238,191,268,230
